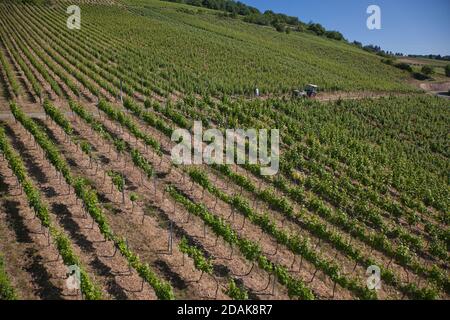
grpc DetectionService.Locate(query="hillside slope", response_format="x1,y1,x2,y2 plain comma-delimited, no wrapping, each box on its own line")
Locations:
66,0,415,96
0,0,448,301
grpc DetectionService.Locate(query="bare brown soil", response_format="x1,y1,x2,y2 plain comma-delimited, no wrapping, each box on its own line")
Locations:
3,121,158,300
41,113,291,300
0,153,78,300
419,81,450,94
75,104,355,299
0,2,446,300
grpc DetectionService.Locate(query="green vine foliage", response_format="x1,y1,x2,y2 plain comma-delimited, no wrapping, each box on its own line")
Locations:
0,125,102,300
9,102,174,300
0,255,17,300
179,237,213,275
225,279,249,300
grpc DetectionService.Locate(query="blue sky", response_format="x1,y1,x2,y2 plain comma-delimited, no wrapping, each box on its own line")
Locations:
241,0,450,55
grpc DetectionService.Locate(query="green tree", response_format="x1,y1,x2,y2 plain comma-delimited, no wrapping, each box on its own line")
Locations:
274,23,285,33
307,23,326,36
395,62,413,72
445,64,450,77
325,30,344,41
421,65,434,75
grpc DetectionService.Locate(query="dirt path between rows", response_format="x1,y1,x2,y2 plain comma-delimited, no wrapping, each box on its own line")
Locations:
43,112,292,300
0,149,77,300
38,117,234,300
4,121,158,300
109,99,440,299
84,103,357,299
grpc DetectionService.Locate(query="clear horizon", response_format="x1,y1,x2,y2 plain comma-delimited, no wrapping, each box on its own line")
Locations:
241,0,450,56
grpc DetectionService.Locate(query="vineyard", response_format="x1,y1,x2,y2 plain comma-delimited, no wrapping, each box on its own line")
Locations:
0,0,448,301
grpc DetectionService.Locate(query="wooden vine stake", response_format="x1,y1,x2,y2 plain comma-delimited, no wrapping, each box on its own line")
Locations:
169,221,174,254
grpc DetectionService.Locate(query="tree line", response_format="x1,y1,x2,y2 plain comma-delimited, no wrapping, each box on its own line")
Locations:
164,0,344,40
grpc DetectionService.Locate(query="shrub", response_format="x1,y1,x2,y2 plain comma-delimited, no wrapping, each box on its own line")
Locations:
307,23,326,36
382,58,395,65
413,72,431,81
325,30,344,41
445,64,450,77
395,63,413,72
421,65,434,75
274,23,286,33
296,24,306,32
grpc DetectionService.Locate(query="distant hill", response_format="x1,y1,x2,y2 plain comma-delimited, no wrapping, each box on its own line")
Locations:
50,0,416,95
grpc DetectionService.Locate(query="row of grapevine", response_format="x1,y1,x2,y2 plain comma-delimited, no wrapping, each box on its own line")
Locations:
213,165,447,297
98,89,445,298
0,31,42,100
179,237,251,300
179,238,213,277
166,185,315,300
187,169,376,299
225,279,249,300
0,5,101,99
109,76,449,298
0,124,102,300
119,95,444,297
0,254,17,300
163,94,445,284
0,39,20,97
10,101,175,300
49,99,258,300
0,18,62,98
80,96,375,299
